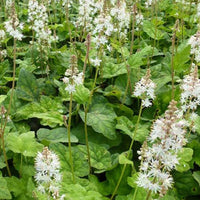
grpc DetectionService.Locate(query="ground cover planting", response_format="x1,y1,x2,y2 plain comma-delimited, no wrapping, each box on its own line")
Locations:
1,0,200,199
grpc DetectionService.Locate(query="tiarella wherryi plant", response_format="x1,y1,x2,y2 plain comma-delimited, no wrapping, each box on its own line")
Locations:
0,29,6,60
34,147,65,200
133,69,156,108
110,68,156,200
1,0,200,200
136,100,187,198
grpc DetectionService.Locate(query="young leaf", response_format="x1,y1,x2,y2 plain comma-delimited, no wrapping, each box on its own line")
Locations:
6,131,43,157
176,148,193,172
0,176,12,199
16,68,40,102
78,143,112,172
73,84,90,104
79,104,117,140
50,143,90,177
37,127,78,143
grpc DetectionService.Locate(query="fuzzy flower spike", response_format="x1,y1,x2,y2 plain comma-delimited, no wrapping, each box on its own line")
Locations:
180,65,200,112
62,55,83,94
4,2,23,41
188,31,200,63
35,147,65,199
133,69,156,107
136,100,187,197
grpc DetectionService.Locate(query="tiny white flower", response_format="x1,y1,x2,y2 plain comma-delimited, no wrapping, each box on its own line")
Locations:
91,57,102,67
35,147,62,199
133,69,156,107
65,84,76,94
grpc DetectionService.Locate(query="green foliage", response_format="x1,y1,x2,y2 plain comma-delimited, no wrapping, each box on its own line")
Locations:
6,131,43,157
1,1,200,200
78,142,112,172
174,171,200,197
5,177,35,200
50,143,90,177
0,175,12,199
73,84,90,104
15,96,64,127
193,171,200,186
79,103,117,140
16,68,40,102
116,116,150,143
176,148,193,172
37,127,78,143
143,20,165,40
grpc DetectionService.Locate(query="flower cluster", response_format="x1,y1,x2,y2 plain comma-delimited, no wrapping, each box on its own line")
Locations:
197,3,200,18
61,0,73,7
28,0,57,46
92,12,117,49
35,147,65,199
136,100,187,197
175,0,189,4
0,30,6,40
133,69,156,107
74,0,131,49
188,31,200,63
62,55,83,94
110,0,130,37
74,0,98,31
5,0,12,9
0,30,7,59
145,0,154,8
4,4,24,41
180,65,200,112
135,12,144,28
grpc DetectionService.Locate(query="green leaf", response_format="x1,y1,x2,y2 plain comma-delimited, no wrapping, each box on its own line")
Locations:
104,85,122,100
174,171,200,196
187,140,200,167
193,171,200,186
116,189,146,200
193,115,200,135
174,42,190,72
0,176,12,199
16,68,40,102
103,46,156,79
71,123,121,149
0,95,7,104
37,127,78,143
119,153,133,166
176,148,193,172
6,131,43,157
0,156,6,169
61,183,109,200
50,143,90,177
16,58,36,73
116,116,149,143
5,177,35,199
3,90,26,116
128,46,153,66
116,116,134,137
73,84,90,104
79,104,117,140
15,96,64,127
104,164,132,195
78,142,112,172
160,191,180,200
143,20,164,40
103,62,127,79
0,60,10,85
31,112,64,127
127,173,138,188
